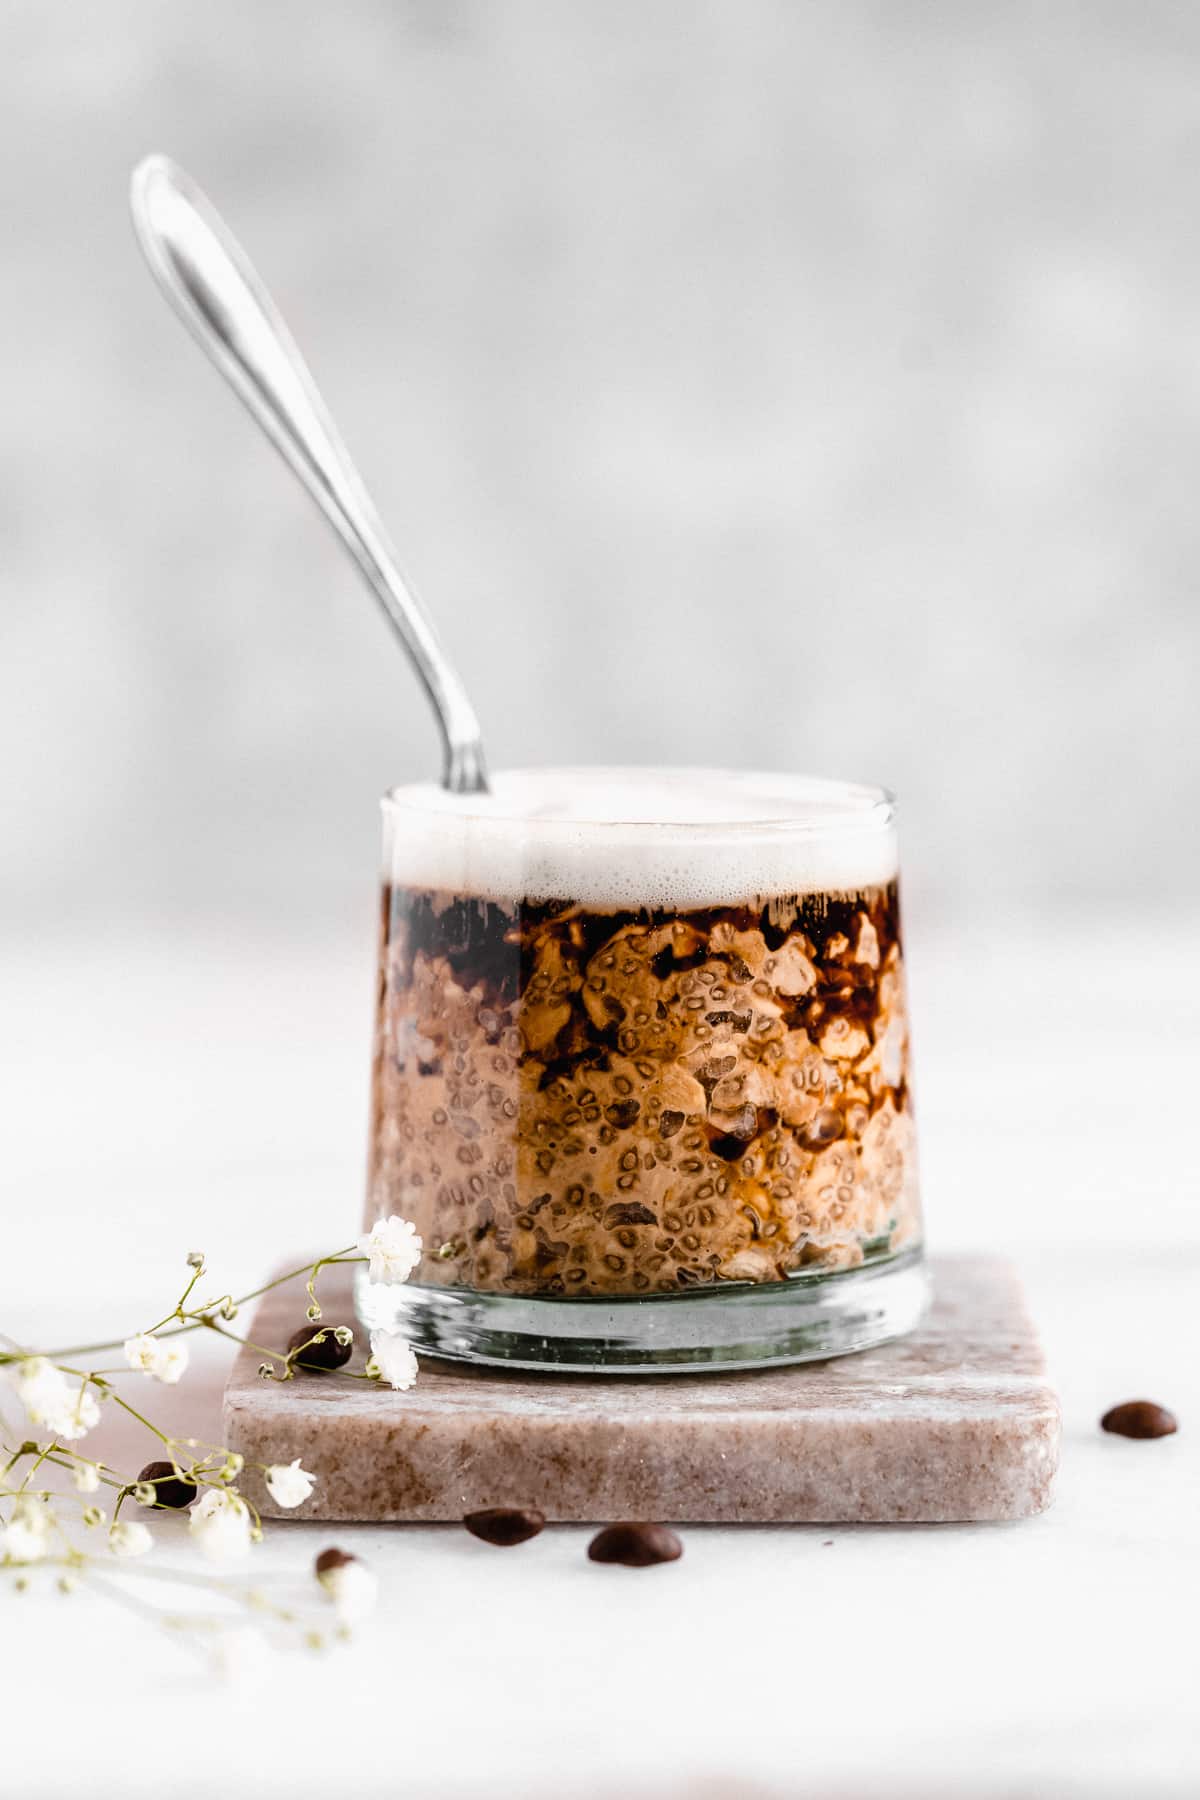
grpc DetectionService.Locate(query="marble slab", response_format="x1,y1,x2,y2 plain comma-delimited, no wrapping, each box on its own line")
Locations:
223,1255,1060,1523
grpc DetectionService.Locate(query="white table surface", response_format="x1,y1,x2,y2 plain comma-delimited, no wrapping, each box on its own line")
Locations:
3,923,1197,1798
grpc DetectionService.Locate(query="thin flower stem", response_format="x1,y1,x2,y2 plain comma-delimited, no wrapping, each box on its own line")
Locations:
84,1571,218,1666
16,1437,61,1495
29,1248,364,1363
200,1318,288,1364
37,1449,126,1492
105,1390,174,1448
143,1261,207,1336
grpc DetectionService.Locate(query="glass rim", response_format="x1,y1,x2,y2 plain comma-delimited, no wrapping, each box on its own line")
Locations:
380,766,896,840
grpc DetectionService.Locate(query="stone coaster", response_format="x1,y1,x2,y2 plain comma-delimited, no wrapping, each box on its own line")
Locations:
224,1255,1060,1524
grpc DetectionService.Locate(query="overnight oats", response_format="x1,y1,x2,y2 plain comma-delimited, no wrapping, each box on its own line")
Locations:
359,769,927,1369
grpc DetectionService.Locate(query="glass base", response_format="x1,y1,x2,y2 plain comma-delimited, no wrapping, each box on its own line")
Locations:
356,1247,930,1374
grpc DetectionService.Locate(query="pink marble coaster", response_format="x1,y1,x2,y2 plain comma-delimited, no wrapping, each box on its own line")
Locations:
224,1255,1059,1524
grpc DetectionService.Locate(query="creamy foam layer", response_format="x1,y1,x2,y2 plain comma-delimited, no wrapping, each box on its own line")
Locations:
381,767,899,908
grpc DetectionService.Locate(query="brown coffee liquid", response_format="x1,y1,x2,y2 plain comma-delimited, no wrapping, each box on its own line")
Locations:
367,883,919,1295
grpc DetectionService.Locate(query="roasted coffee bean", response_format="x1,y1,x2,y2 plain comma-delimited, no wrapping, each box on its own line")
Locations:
137,1459,197,1510
463,1506,546,1546
287,1321,353,1372
587,1522,682,1567
314,1546,355,1578
1100,1400,1178,1439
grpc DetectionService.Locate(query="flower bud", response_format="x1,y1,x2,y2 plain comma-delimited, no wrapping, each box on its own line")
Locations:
137,1459,198,1510
287,1321,353,1373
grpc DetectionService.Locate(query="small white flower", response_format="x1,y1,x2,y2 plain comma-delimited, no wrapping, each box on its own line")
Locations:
154,1340,189,1385
8,1358,97,1440
1,1497,53,1565
123,1334,159,1374
10,1360,101,1443
369,1330,419,1392
8,1356,58,1409
72,1462,101,1494
315,1549,378,1626
264,1459,316,1509
357,1214,423,1286
189,1487,252,1563
109,1520,153,1559
52,1384,101,1442
123,1333,188,1384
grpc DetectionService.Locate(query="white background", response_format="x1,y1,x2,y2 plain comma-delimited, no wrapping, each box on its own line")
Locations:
2,6,1198,1796
4,1,1200,935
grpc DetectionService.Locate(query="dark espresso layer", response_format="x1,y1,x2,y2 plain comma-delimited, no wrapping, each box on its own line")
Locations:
366,883,920,1296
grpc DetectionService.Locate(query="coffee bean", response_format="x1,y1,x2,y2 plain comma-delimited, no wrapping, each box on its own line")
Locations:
314,1546,355,1578
1101,1400,1178,1439
463,1506,546,1546
137,1459,197,1510
287,1321,353,1372
587,1522,682,1567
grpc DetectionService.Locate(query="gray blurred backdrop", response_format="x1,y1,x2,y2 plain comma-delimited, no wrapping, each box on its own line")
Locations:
6,0,1200,940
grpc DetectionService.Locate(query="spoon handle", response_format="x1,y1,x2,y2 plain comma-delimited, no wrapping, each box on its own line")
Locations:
130,155,488,795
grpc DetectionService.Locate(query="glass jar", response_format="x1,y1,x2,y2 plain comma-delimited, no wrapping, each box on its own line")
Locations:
357,768,926,1370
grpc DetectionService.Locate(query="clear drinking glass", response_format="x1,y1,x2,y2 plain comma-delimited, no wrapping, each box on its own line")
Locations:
358,768,927,1370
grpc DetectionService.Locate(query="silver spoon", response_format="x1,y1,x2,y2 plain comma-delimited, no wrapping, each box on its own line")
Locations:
130,154,488,795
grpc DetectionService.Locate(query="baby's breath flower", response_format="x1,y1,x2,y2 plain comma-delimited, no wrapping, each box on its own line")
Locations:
264,1459,316,1509
81,1505,106,1529
123,1334,159,1375
8,1359,100,1441
123,1332,189,1385
357,1215,423,1286
55,1384,101,1441
154,1341,189,1384
7,1356,57,1406
1,1496,53,1565
186,1250,205,1269
109,1520,153,1559
368,1329,419,1392
314,1547,377,1626
72,1461,101,1494
189,1487,252,1563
